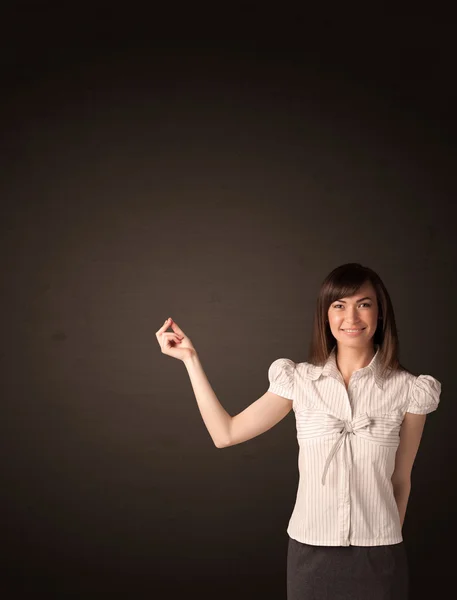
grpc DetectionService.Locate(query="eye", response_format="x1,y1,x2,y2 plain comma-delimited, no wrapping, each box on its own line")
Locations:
333,303,372,309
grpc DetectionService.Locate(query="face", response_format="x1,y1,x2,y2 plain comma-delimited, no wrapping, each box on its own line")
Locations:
327,281,379,349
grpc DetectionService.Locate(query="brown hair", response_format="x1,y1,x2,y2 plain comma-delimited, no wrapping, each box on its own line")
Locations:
307,263,413,377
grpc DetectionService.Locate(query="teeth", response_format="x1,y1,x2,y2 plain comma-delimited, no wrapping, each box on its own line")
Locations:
343,329,363,332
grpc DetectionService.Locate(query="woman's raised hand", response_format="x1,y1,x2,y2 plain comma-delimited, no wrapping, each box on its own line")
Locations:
156,318,196,362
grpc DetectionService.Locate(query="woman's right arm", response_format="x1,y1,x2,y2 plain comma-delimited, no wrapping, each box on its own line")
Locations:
157,318,292,448
183,351,232,448
184,352,292,448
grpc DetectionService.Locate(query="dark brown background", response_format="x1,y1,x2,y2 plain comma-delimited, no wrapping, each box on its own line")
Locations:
1,6,455,599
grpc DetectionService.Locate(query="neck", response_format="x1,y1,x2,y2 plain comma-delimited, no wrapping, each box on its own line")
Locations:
335,344,376,377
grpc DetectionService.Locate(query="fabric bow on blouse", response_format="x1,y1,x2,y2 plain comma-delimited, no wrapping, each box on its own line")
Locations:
321,413,372,485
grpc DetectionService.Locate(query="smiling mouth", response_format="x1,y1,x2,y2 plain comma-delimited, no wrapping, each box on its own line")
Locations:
341,328,366,331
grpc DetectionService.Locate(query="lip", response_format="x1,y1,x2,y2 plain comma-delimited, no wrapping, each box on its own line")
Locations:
341,328,366,336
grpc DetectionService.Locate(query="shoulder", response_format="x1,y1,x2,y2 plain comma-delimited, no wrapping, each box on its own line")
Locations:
295,361,323,381
269,357,296,370
267,358,296,400
405,372,442,415
268,359,323,389
268,358,296,379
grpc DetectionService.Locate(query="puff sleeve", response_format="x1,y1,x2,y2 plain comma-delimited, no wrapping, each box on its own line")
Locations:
406,374,442,415
268,358,295,401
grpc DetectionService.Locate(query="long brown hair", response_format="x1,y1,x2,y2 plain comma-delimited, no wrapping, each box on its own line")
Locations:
307,263,413,377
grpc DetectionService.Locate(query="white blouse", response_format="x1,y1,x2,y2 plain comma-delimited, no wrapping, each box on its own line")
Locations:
267,344,441,547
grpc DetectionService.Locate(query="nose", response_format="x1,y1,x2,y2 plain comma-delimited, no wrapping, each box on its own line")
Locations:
344,307,363,326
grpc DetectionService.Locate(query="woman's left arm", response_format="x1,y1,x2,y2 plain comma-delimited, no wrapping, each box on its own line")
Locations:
391,413,427,527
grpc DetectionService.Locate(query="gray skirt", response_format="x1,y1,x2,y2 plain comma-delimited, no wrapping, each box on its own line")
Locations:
287,536,409,600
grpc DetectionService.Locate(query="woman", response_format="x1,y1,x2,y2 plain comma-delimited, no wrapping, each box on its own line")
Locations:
155,262,442,599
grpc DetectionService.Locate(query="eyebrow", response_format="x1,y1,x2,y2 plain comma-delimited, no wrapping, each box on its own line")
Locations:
335,296,373,303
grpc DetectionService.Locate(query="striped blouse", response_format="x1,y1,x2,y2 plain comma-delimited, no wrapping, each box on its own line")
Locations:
267,344,441,547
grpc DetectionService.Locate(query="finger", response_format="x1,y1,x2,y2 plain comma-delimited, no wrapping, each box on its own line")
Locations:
163,332,183,341
169,319,185,336
156,318,172,335
164,336,182,350
162,332,183,348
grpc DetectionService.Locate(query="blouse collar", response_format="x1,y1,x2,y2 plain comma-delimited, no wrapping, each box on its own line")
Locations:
307,344,385,390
